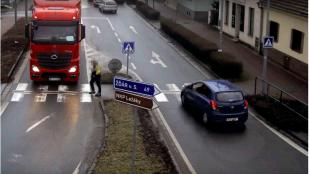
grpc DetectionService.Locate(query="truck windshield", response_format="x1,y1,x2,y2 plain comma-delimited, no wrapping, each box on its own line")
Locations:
33,25,78,42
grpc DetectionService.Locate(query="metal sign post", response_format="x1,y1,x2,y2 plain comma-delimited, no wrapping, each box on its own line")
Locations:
262,0,271,96
14,0,17,31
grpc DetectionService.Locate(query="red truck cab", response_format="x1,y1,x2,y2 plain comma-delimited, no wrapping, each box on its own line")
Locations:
25,0,85,82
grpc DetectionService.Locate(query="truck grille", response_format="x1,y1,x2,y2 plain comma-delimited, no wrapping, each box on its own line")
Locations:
37,52,72,70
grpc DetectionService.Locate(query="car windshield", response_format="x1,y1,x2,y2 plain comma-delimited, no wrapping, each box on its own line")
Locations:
106,1,116,5
216,91,243,103
33,25,78,42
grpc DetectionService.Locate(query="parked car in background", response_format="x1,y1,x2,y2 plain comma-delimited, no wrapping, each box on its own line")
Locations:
99,0,118,13
93,0,103,7
181,80,248,125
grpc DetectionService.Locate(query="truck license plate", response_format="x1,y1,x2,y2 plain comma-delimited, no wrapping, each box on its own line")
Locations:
49,78,61,81
226,118,238,122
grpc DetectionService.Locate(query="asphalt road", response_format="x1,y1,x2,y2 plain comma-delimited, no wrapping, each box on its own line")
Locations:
1,44,104,173
81,2,308,174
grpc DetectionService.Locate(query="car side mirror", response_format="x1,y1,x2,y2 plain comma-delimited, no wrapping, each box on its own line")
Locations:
80,24,85,41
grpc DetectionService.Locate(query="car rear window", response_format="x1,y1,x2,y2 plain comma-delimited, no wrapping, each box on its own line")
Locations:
106,2,116,5
216,92,243,103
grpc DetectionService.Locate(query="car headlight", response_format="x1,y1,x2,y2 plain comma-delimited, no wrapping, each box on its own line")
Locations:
32,65,40,72
68,66,77,73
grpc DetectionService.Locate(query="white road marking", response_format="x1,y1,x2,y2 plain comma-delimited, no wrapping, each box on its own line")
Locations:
155,108,196,174
80,93,92,102
1,102,9,116
115,32,118,37
118,38,121,42
131,63,137,69
81,84,91,93
166,84,181,102
106,18,115,30
16,83,28,91
129,55,131,59
34,94,47,102
130,26,138,34
7,153,23,163
11,93,24,102
26,114,53,133
151,51,167,68
72,160,81,174
57,85,68,102
38,85,48,91
153,84,168,102
91,25,101,33
249,111,308,156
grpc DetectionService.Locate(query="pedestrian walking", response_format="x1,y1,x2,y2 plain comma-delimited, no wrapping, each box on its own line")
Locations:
89,60,101,96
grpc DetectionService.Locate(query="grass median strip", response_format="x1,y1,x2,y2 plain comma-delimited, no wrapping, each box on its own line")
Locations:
1,17,31,83
93,100,177,174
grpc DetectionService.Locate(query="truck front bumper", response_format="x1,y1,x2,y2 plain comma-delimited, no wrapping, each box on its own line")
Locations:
30,59,80,82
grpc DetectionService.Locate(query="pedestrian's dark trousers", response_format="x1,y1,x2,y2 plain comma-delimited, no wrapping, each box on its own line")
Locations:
90,74,101,93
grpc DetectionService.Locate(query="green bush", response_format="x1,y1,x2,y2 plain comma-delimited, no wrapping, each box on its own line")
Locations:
160,17,244,78
245,94,308,132
209,52,243,78
137,4,160,20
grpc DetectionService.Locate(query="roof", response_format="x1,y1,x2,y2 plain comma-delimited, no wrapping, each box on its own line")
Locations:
259,0,308,17
202,80,240,92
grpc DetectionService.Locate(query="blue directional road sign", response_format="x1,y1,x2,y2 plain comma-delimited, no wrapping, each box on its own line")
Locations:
113,76,161,97
263,36,274,48
123,41,135,54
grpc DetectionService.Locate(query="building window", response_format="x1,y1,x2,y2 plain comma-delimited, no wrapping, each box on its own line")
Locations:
290,29,304,53
269,21,279,42
225,1,229,25
248,7,254,36
240,5,245,32
231,3,236,28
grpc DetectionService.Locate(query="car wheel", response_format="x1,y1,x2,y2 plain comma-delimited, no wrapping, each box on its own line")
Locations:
203,113,209,124
181,94,186,106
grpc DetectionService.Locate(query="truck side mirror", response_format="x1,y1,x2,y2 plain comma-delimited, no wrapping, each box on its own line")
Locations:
25,23,30,39
80,24,85,41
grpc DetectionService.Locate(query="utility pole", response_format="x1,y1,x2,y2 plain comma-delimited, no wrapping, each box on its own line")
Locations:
218,0,224,52
14,0,17,31
262,0,270,95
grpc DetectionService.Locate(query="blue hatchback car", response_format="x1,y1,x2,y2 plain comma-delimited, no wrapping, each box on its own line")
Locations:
181,80,248,124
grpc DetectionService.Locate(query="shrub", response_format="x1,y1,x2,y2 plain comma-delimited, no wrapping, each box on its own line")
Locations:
126,0,137,5
137,4,160,20
245,94,308,132
209,52,243,78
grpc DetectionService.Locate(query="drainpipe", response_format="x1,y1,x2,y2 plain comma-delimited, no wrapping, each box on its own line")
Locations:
257,2,263,55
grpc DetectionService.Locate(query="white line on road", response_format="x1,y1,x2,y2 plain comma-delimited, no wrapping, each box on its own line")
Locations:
115,32,118,37
1,102,9,117
118,38,121,42
153,84,168,102
130,26,138,34
106,18,115,30
249,111,308,156
26,114,53,133
131,63,136,69
151,51,167,68
166,84,181,102
57,85,68,102
72,160,81,174
16,83,28,91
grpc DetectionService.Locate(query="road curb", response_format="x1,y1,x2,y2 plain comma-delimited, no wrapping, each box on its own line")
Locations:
7,44,29,77
86,100,109,174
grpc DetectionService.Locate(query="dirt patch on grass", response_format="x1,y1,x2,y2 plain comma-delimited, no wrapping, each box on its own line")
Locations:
93,100,178,174
1,17,31,83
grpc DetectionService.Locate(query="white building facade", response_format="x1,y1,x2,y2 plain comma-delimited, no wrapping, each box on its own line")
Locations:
219,0,262,51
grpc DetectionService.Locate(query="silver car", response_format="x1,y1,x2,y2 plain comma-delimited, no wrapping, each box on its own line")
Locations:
99,0,118,13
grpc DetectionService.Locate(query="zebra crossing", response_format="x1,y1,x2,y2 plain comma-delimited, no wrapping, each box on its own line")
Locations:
8,83,192,103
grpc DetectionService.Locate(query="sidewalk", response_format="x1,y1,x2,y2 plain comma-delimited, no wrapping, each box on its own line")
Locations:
146,0,308,104
1,0,33,36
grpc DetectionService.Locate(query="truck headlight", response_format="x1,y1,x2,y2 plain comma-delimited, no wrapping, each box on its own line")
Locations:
32,65,40,72
68,66,77,73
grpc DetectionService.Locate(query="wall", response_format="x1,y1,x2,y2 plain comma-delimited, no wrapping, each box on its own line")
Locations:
165,0,178,10
194,0,212,11
262,8,308,64
219,0,261,50
178,0,195,11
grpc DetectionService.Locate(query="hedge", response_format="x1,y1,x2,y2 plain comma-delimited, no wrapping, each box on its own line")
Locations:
246,94,308,132
136,2,160,20
160,17,243,78
126,0,137,5
209,52,243,78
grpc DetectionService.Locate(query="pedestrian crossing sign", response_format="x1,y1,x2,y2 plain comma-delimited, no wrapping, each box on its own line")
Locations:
123,41,135,54
263,36,274,48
